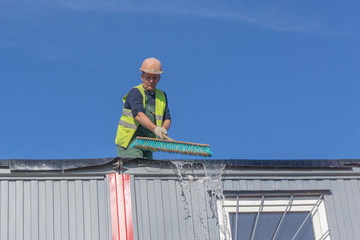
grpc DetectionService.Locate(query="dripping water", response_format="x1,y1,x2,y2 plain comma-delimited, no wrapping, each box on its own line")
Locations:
171,160,230,240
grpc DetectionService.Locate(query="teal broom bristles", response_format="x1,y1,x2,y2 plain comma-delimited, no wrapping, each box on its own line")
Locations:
130,137,213,157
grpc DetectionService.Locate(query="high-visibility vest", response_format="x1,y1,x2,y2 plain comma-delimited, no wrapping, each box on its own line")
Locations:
115,84,167,148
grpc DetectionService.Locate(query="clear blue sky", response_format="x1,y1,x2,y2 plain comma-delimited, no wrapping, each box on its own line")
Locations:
1,0,359,160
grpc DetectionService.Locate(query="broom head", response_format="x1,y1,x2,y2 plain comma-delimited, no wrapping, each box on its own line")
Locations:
130,137,213,157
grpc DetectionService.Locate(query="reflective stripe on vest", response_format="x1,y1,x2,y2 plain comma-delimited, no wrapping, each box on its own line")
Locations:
119,120,137,130
121,109,134,117
115,84,167,148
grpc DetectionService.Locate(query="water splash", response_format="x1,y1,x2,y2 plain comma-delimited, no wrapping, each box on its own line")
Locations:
171,161,192,219
171,160,230,240
171,160,186,181
201,162,231,240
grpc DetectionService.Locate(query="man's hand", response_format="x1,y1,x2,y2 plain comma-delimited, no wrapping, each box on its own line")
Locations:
154,127,168,139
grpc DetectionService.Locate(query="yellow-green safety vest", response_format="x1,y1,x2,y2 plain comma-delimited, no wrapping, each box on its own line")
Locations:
115,84,167,148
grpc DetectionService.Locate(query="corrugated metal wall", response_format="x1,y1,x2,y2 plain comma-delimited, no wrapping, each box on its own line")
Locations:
2,165,360,240
0,176,112,240
130,177,221,240
130,175,360,240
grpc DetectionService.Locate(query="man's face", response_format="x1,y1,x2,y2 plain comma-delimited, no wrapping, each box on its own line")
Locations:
141,72,160,92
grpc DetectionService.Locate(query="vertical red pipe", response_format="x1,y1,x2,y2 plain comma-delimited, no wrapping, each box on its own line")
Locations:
109,174,120,240
123,175,134,239
117,174,127,239
109,173,134,240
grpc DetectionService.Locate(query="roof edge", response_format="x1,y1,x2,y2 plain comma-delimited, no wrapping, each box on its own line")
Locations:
1,158,360,171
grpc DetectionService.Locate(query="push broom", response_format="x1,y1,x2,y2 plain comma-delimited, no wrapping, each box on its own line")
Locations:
130,137,213,157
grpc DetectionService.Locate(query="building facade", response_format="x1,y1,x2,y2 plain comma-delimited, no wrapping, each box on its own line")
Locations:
0,158,359,240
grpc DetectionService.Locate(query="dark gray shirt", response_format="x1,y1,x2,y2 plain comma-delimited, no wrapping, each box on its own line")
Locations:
124,88,171,120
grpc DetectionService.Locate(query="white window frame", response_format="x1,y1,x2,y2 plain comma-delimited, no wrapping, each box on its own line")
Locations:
217,195,331,240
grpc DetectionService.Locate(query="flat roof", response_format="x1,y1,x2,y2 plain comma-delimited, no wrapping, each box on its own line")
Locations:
1,158,360,171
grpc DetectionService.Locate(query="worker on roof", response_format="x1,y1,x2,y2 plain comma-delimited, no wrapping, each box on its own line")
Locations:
115,57,171,159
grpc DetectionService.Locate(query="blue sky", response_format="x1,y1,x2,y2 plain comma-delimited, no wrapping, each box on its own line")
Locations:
1,0,359,160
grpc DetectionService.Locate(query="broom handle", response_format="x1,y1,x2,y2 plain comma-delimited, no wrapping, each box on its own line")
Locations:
163,135,174,141
136,137,210,147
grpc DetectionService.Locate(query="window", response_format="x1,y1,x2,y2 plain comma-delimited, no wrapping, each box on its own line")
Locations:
217,192,331,240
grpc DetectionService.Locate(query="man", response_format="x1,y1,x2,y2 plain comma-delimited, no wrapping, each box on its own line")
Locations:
115,57,171,159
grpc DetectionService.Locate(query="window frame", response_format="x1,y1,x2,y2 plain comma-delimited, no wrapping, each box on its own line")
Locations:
217,192,331,240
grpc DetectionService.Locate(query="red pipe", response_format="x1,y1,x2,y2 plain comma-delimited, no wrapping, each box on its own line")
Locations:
109,173,134,240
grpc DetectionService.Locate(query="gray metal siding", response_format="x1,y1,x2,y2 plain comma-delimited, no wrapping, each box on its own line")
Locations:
131,177,220,240
131,174,360,240
0,177,112,240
